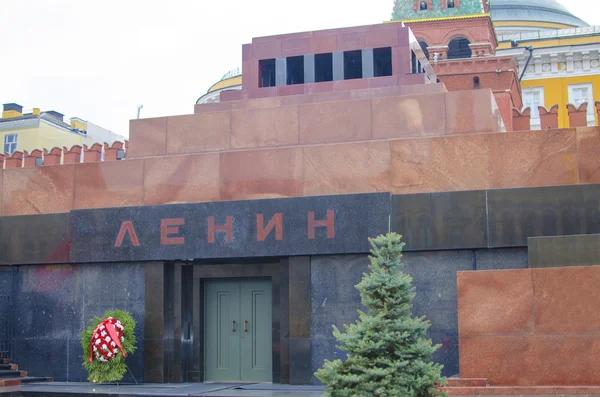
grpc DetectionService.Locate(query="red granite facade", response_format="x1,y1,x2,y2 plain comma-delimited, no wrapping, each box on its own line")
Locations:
458,267,600,387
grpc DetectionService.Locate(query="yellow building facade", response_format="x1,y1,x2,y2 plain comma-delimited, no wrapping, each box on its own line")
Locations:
0,103,125,157
497,28,600,129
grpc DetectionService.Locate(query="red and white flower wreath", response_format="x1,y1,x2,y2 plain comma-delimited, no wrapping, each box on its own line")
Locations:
88,317,127,362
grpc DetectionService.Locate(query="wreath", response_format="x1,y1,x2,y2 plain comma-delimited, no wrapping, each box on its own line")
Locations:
81,309,137,383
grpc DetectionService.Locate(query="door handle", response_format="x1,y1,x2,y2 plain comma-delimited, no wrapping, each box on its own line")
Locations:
244,320,248,332
232,320,236,332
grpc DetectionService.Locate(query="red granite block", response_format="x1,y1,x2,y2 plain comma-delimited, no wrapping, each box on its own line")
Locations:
74,160,144,210
457,269,534,337
372,93,446,139
143,153,220,205
280,94,316,106
252,31,312,44
242,60,257,90
460,335,600,386
309,35,338,54
445,90,496,134
221,90,247,102
533,266,600,334
398,26,410,45
390,134,491,194
443,386,600,395
392,46,410,75
398,73,431,86
194,102,233,114
365,28,399,48
312,27,344,37
248,87,278,99
370,86,409,98
306,81,335,94
232,97,281,110
402,82,446,96
299,99,372,144
242,43,252,62
282,37,310,57
277,84,306,96
230,105,299,149
220,148,304,201
445,378,488,387
489,129,578,189
340,24,387,35
303,141,391,195
459,335,532,386
251,40,282,60
128,117,167,158
367,76,398,88
166,112,231,154
333,79,368,92
2,165,75,215
336,32,367,51
577,126,600,183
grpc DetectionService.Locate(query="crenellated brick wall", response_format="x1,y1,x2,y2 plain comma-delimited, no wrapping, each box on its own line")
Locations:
1,141,128,169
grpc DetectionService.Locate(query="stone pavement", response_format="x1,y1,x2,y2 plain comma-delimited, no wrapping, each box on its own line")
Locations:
0,382,326,396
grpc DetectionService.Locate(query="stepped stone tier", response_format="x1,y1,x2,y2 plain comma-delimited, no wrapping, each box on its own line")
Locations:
1,20,600,391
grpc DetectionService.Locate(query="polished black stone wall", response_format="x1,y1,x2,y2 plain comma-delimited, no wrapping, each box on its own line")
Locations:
1,186,600,267
0,268,12,296
528,234,600,268
9,263,145,382
71,193,390,263
391,184,600,251
310,249,528,384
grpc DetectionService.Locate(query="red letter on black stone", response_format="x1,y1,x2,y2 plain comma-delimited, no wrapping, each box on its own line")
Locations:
257,213,283,241
114,221,140,247
208,216,233,243
308,210,335,239
161,218,185,245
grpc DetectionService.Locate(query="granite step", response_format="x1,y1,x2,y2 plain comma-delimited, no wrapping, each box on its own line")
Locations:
0,378,21,387
445,378,489,387
0,363,17,370
20,376,53,383
0,369,25,378
443,386,600,395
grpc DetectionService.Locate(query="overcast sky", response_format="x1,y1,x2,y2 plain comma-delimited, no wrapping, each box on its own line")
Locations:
1,0,598,138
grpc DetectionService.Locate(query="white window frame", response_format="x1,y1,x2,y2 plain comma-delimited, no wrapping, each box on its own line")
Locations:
568,83,595,126
3,134,18,154
522,87,545,130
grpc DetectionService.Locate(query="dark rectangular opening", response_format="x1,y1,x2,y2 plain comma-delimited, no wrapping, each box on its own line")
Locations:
314,53,333,82
259,59,276,88
373,47,392,77
286,56,304,85
343,50,362,80
411,51,424,74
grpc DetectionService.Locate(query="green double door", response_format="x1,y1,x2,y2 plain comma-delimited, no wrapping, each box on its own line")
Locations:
204,279,272,382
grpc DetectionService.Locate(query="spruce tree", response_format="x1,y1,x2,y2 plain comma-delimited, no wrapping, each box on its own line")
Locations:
315,233,445,397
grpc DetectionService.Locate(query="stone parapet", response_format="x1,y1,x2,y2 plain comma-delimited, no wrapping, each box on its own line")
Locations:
132,88,503,158
0,126,598,216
